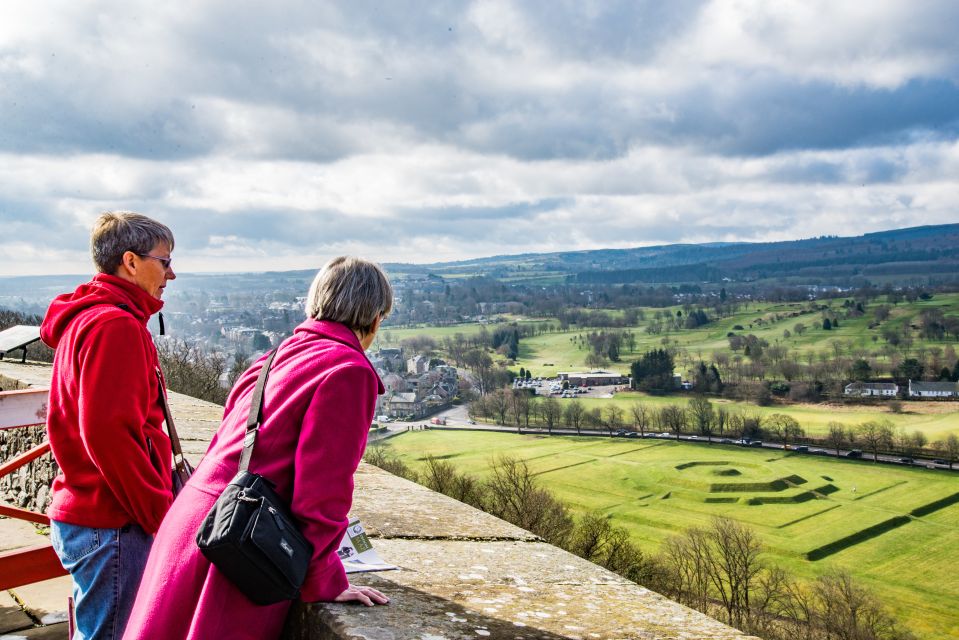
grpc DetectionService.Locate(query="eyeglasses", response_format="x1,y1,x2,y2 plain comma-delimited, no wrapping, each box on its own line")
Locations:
137,254,173,270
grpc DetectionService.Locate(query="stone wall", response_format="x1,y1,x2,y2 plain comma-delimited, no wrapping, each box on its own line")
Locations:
1,360,757,639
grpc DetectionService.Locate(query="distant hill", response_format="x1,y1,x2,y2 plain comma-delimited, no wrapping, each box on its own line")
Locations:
2,224,957,310
387,223,959,287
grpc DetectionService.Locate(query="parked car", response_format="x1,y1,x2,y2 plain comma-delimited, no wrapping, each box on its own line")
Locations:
626,432,639,438
931,458,949,465
748,440,763,447
898,457,914,464
845,449,863,459
793,445,809,453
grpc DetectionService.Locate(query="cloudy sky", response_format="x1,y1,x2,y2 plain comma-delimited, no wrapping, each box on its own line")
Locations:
1,1,957,275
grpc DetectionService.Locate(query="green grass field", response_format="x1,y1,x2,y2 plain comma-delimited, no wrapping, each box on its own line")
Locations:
380,430,959,639
562,391,959,439
379,294,959,380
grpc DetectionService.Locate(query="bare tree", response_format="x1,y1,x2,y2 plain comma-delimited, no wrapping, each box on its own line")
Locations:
704,518,765,629
767,414,803,448
688,396,715,441
658,404,686,437
826,421,847,457
564,399,586,434
812,571,914,640
540,397,562,434
484,456,573,546
489,387,512,425
605,405,624,435
156,338,228,405
630,402,653,436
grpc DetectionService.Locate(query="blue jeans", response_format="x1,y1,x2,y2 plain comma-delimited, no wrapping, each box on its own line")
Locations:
50,520,153,640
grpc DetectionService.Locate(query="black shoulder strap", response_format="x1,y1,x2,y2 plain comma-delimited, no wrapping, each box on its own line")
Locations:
238,349,280,474
155,367,188,471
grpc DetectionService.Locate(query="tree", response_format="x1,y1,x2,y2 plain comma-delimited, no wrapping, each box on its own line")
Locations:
767,414,803,448
631,349,675,392
252,332,272,351
509,390,532,432
687,396,715,441
858,420,894,461
822,318,832,330
826,421,847,457
894,358,924,383
484,456,573,547
605,405,624,435
630,402,653,436
540,397,562,434
658,404,686,437
156,338,228,405
849,358,872,381
227,351,251,389
909,430,928,458
812,571,912,640
489,387,511,425
942,433,959,469
564,399,585,434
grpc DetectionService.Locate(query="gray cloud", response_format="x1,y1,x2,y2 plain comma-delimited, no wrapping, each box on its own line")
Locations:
0,0,957,275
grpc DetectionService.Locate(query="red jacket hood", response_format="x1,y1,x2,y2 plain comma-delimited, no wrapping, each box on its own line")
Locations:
41,273,163,348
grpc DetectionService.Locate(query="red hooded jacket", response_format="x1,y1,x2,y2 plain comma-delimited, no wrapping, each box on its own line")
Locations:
41,273,173,534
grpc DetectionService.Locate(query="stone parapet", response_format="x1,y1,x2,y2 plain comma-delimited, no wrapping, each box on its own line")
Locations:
282,463,756,640
1,361,756,639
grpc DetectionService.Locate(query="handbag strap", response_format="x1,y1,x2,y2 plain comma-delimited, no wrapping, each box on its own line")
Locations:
238,348,279,474
155,367,188,470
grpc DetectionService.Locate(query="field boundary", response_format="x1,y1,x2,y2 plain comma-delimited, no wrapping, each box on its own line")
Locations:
806,516,912,561
854,480,908,500
910,491,959,518
776,504,842,529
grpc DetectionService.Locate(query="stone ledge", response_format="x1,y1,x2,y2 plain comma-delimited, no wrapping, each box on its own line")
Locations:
1,361,756,639
286,465,758,640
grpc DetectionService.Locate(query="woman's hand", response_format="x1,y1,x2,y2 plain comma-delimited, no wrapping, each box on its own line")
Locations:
334,584,390,607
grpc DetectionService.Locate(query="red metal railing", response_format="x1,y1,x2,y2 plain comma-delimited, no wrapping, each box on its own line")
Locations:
0,388,67,590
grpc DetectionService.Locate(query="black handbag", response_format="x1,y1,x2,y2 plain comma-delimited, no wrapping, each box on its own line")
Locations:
155,367,195,496
195,349,314,605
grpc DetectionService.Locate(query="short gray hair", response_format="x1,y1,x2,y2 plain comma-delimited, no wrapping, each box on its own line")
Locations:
91,211,175,274
306,256,393,335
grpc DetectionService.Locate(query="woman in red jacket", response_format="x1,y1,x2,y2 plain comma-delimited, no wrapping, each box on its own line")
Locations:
124,256,391,640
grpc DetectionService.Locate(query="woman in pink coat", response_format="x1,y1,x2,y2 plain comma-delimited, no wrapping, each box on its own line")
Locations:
124,256,391,640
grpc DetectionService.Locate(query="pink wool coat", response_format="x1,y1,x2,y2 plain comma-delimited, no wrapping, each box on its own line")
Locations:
123,320,383,640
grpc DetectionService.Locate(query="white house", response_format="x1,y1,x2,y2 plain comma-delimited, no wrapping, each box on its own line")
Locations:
844,382,899,397
908,380,959,398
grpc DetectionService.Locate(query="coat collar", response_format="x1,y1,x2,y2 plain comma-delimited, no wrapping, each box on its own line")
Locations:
296,319,385,393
